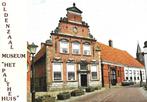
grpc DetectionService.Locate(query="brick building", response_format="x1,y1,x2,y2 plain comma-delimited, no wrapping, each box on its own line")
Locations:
32,3,145,90
97,40,145,87
34,3,102,91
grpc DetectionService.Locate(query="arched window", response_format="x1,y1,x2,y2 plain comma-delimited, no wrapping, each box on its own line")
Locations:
72,41,80,54
60,39,69,53
83,42,91,55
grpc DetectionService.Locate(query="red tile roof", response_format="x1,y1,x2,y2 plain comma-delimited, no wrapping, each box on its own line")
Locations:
97,42,144,68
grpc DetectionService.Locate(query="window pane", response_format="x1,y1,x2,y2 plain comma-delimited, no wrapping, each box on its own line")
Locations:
68,72,75,80
80,64,87,70
92,72,97,79
60,40,69,53
83,43,91,55
67,63,75,80
54,72,61,80
72,42,80,54
91,65,97,72
53,63,61,71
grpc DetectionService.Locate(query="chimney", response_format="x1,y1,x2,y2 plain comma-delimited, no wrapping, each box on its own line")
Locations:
108,39,113,47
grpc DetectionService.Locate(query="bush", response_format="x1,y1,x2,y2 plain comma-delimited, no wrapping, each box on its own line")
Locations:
95,86,102,90
121,80,134,86
85,86,95,92
71,89,84,96
35,95,55,102
57,92,71,100
121,81,130,86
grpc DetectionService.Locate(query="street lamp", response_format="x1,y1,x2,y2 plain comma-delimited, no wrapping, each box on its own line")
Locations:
143,41,147,87
28,42,38,102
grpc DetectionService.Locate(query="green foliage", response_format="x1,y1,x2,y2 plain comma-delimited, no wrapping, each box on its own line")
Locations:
71,89,84,96
85,86,95,92
35,95,55,102
95,85,102,90
57,92,71,100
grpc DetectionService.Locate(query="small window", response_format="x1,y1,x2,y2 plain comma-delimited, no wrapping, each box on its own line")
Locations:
72,42,80,54
126,77,128,80
134,77,136,80
60,39,69,54
67,63,75,81
130,77,132,80
134,70,136,75
91,64,97,80
129,70,132,74
137,77,139,80
83,43,91,55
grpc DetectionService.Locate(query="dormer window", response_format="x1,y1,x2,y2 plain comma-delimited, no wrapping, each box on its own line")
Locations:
60,39,69,54
83,42,91,55
72,41,80,54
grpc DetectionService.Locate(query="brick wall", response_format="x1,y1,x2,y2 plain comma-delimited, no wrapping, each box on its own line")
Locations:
102,64,124,87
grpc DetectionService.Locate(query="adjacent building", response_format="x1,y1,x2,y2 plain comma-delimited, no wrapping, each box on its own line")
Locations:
34,3,102,91
97,40,145,87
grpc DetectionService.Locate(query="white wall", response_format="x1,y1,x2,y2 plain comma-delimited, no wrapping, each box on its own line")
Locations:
124,67,146,83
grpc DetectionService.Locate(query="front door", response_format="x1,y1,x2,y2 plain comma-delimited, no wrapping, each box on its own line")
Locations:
81,74,87,87
111,69,117,85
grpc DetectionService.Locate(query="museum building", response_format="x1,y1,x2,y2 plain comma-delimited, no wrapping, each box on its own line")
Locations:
34,3,102,91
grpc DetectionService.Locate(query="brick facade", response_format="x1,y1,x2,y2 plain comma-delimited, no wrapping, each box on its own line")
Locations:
34,3,102,91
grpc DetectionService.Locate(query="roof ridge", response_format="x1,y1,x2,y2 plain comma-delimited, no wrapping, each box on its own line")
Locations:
97,42,126,52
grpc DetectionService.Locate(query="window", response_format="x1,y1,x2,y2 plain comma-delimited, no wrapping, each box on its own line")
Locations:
130,77,132,80
134,77,136,80
72,42,80,54
129,70,132,74
137,71,139,75
126,77,128,80
142,71,144,75
53,62,62,81
125,70,128,74
91,64,97,80
83,43,91,55
60,39,69,53
137,77,139,80
134,70,136,75
80,63,87,70
67,63,75,81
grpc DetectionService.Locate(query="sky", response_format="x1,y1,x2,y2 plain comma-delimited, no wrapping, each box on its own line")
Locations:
27,0,147,57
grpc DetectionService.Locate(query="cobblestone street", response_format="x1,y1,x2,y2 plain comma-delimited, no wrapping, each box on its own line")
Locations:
67,86,147,102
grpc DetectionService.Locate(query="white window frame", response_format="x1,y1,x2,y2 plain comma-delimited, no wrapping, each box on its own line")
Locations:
66,63,76,81
52,62,63,81
72,42,80,54
83,43,91,55
91,64,98,80
60,39,69,54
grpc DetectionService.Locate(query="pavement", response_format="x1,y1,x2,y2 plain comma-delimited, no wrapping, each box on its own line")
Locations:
57,85,147,102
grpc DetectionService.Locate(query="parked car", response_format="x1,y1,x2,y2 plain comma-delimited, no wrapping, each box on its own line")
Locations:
121,80,134,86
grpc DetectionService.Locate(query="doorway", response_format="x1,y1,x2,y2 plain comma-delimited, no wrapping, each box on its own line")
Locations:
81,74,87,87
111,69,117,85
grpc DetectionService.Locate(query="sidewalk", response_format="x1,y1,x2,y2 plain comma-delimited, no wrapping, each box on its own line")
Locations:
140,87,147,98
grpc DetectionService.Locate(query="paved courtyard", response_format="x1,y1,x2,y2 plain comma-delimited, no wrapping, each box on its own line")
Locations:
66,86,147,102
